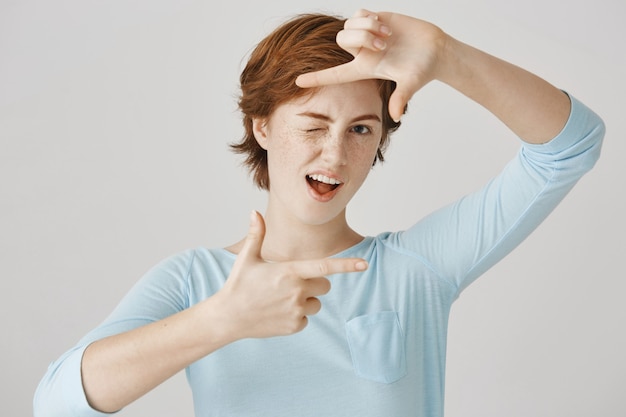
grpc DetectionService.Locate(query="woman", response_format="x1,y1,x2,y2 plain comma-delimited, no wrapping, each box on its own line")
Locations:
34,9,604,417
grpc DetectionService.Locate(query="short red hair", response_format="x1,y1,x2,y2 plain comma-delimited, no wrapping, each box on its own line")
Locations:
231,13,402,190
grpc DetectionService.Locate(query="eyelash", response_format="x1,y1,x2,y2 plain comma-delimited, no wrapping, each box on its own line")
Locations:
305,125,371,133
351,125,371,135
302,125,374,138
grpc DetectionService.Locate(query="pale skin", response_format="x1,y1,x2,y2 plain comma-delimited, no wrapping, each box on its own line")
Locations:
81,9,571,412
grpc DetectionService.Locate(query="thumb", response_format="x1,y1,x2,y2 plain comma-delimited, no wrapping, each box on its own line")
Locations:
388,88,409,123
238,210,266,262
388,78,425,122
388,72,432,122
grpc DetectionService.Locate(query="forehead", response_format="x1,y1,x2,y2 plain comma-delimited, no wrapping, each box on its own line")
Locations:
278,80,383,118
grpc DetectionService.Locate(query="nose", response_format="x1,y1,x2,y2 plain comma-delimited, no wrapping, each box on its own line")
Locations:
320,132,348,166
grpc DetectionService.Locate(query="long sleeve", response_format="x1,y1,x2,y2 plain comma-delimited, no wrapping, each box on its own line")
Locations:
33,93,605,417
33,250,197,417
393,93,605,295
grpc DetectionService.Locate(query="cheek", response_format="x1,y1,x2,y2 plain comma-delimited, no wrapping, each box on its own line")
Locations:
352,141,380,169
266,133,312,176
346,153,377,190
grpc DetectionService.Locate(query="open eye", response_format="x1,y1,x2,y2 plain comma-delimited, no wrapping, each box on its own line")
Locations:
351,125,372,135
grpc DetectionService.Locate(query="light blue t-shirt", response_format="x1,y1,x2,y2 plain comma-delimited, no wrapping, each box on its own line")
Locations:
34,94,604,417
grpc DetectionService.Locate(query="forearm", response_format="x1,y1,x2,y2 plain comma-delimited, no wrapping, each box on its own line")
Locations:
437,35,571,144
81,295,235,413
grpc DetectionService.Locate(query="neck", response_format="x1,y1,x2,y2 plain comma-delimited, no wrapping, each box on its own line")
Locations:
259,207,362,262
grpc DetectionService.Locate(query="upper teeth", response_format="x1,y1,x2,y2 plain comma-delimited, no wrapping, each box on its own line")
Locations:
308,174,341,185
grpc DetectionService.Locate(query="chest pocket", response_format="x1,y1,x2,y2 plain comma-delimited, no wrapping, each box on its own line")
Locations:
345,311,407,384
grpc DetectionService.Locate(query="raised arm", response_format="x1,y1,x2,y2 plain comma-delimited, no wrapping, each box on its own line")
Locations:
296,9,571,144
298,9,603,294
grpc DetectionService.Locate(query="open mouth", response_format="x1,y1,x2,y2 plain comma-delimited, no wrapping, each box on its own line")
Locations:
306,174,342,196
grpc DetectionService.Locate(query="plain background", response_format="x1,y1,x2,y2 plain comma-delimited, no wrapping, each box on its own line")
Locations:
1,0,624,416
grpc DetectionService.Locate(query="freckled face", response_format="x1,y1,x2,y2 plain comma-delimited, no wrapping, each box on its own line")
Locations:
252,80,383,226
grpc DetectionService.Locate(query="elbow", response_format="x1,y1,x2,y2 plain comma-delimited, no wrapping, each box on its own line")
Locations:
583,116,605,172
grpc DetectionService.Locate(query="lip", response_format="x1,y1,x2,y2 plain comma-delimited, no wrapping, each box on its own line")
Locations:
305,170,345,203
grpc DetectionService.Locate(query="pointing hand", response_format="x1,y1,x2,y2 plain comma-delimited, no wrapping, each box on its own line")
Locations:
216,211,368,339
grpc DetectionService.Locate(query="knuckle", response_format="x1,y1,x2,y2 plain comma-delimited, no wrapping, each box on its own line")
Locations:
291,286,306,301
320,278,331,295
316,261,330,276
285,316,306,335
298,316,309,332
283,262,298,277
292,303,306,318
309,297,322,314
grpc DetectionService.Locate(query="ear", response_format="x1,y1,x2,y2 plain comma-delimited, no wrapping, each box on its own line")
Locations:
252,118,269,150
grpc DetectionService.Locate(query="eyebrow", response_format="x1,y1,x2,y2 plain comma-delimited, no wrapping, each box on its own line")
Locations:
296,112,381,124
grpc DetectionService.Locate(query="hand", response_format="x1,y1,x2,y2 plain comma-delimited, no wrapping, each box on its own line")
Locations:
216,211,368,339
296,9,449,122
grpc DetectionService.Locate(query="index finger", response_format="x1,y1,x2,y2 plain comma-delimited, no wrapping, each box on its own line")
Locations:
288,257,369,278
296,62,366,89
352,8,379,19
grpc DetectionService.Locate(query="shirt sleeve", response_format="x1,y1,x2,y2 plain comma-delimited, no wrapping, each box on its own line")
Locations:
392,93,605,296
33,249,197,417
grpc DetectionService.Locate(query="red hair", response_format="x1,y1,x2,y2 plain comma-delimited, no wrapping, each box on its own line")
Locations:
231,13,402,189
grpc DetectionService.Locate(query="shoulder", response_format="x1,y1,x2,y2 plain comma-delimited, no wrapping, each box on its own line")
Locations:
136,247,235,289
127,247,237,307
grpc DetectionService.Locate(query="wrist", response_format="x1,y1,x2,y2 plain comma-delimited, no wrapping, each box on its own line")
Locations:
196,290,248,347
434,33,467,87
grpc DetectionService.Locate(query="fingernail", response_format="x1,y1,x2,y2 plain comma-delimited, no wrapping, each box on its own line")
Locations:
355,261,368,271
373,38,386,50
380,25,391,36
250,210,258,225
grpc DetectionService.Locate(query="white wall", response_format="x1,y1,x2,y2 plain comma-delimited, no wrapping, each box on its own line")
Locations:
2,0,624,416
